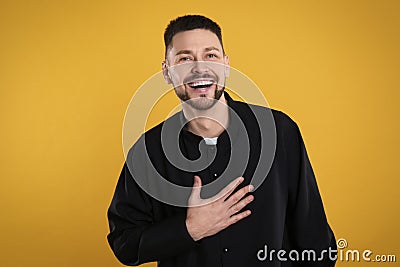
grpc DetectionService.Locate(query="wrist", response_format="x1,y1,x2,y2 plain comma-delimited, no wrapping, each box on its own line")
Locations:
185,218,202,241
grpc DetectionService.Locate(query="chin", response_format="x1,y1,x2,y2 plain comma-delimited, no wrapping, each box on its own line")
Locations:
187,98,217,110
175,83,224,110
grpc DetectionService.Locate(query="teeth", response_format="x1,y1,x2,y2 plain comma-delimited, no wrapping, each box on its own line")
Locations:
189,80,213,87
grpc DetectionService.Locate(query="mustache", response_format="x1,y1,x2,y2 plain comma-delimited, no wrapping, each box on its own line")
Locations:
183,74,217,84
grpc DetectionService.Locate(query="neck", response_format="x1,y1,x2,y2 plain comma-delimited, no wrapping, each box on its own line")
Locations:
182,93,229,138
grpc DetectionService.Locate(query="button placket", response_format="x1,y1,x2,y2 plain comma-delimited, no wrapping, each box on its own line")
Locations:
209,145,218,180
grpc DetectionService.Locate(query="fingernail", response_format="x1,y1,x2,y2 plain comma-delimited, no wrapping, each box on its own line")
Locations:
249,185,254,192
239,177,244,183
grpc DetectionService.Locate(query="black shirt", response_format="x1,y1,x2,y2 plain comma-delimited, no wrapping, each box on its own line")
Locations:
107,92,336,266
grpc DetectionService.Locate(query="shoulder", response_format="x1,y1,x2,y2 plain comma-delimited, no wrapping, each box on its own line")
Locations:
232,98,299,134
143,111,181,140
127,113,181,156
270,109,300,134
127,114,182,169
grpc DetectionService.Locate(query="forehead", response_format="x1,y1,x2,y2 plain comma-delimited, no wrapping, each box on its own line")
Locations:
168,29,222,54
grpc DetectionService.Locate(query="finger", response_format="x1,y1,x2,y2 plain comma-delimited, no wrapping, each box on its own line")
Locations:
225,184,254,206
211,177,244,202
189,175,202,202
227,210,252,226
228,195,254,216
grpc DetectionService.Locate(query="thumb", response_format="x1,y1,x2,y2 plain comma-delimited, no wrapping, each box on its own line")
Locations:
189,175,202,201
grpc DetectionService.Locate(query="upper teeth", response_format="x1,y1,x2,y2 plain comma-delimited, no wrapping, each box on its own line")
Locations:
190,81,213,87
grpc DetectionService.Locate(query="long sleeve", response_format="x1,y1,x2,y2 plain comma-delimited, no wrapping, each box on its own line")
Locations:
107,163,197,266
282,113,337,266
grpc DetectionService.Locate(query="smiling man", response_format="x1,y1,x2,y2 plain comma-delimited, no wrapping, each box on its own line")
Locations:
107,15,337,266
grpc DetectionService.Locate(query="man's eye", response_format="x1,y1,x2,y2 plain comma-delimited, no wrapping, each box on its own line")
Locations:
207,54,217,59
179,57,192,62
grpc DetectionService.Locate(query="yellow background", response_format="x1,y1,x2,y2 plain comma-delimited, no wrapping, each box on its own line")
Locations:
0,0,399,266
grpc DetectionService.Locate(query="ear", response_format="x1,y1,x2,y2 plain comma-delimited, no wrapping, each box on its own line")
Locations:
162,61,172,84
224,55,230,77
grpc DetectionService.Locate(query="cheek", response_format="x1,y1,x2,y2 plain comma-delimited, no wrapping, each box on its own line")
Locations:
169,72,185,87
168,71,181,86
168,64,193,85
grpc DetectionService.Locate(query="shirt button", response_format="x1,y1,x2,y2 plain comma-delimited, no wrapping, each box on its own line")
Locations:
223,248,229,253
214,173,218,177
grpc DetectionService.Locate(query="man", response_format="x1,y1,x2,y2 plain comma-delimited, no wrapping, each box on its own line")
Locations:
107,15,336,266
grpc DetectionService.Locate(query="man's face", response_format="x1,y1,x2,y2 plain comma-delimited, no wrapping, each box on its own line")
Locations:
163,29,229,110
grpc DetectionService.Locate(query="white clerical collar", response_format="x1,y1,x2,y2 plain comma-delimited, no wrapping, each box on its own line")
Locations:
203,137,218,145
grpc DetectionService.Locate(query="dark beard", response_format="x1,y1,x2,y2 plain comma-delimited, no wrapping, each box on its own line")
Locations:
176,86,224,110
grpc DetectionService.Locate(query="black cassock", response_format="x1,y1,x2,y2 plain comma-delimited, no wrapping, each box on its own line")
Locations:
107,92,336,267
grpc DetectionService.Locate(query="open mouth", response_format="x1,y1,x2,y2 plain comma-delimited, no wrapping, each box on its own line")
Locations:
186,80,214,93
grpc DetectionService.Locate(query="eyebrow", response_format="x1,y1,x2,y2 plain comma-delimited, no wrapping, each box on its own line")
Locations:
204,46,221,52
175,46,221,56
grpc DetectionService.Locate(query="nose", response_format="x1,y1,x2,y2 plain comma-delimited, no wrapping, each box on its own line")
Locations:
191,60,209,74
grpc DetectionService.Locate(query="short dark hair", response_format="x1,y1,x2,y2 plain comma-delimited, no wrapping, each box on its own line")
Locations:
164,15,224,57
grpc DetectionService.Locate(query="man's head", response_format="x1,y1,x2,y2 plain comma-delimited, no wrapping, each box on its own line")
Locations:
162,15,230,110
